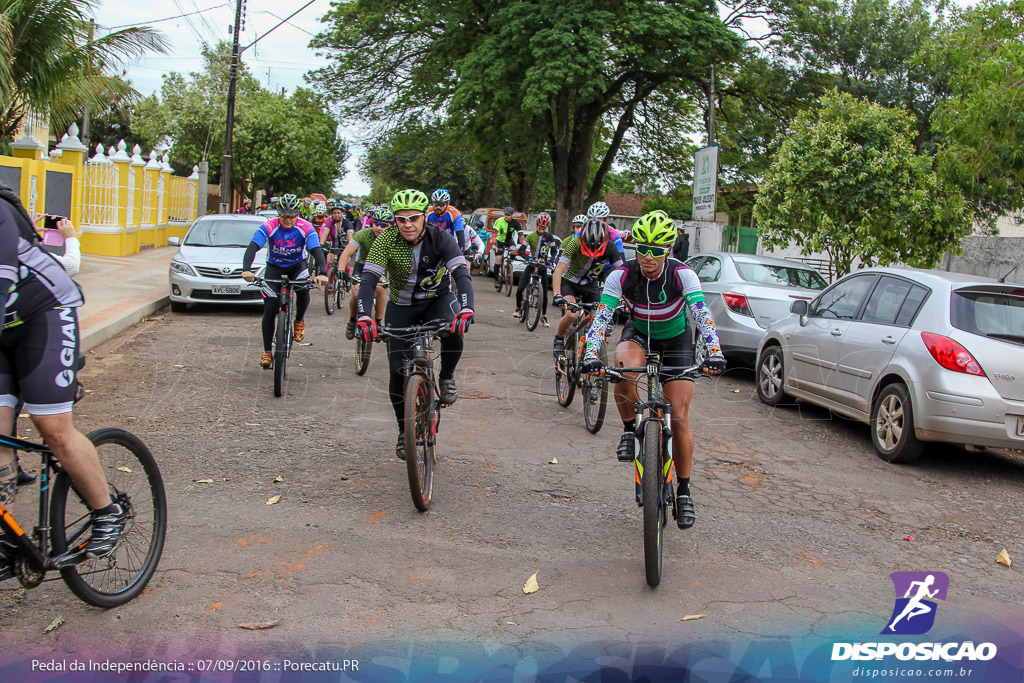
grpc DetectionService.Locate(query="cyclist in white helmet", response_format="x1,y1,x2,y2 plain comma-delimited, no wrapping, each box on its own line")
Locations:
587,201,611,220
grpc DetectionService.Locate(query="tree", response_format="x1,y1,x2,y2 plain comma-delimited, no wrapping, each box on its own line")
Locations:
928,0,1024,232
0,0,167,143
753,90,970,277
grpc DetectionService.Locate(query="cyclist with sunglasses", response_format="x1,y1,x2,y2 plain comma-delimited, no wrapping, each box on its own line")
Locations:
580,212,726,529
425,189,466,251
339,205,394,340
551,219,623,357
491,206,521,285
355,190,475,459
241,194,329,368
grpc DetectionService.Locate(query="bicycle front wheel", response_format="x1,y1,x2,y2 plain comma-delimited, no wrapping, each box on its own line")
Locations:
642,421,665,587
493,265,503,291
324,266,338,315
504,263,513,296
273,309,288,397
525,278,542,331
50,428,166,608
555,348,576,407
355,336,372,375
404,374,435,511
584,344,609,433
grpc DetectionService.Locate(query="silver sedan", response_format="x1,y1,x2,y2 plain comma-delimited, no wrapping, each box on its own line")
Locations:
756,267,1024,462
683,252,829,365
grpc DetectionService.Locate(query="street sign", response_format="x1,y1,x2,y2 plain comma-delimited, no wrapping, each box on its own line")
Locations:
692,144,719,221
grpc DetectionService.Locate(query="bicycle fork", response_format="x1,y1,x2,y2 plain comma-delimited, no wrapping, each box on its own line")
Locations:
633,409,675,510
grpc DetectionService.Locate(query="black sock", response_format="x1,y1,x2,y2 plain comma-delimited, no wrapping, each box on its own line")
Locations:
622,419,635,432
349,315,356,322
677,477,691,496
93,500,119,514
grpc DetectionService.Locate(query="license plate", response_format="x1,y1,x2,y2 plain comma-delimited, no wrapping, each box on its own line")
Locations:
212,284,240,295
1017,417,1024,437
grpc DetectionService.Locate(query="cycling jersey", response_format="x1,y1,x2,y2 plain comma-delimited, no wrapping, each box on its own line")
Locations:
0,200,84,330
522,231,559,263
557,235,624,285
583,258,724,360
426,206,465,249
351,227,383,264
248,217,322,268
358,225,474,310
493,216,520,245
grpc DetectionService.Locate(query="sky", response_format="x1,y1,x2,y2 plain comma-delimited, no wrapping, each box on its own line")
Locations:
89,0,371,195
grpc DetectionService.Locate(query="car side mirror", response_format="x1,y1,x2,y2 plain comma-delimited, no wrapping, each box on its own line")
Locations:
167,236,180,246
790,299,808,315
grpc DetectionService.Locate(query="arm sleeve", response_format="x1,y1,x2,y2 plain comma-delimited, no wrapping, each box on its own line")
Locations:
678,267,723,359
457,229,466,251
55,237,81,276
242,241,261,272
308,245,328,274
356,268,381,318
584,269,625,359
453,264,475,311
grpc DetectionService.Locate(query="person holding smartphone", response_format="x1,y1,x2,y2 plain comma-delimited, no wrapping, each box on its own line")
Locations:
33,214,81,277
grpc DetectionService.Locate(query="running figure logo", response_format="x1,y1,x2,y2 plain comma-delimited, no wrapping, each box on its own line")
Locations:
882,571,949,635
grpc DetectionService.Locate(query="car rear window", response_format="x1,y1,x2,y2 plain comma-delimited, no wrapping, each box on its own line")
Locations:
734,262,827,289
951,287,1024,345
184,220,263,247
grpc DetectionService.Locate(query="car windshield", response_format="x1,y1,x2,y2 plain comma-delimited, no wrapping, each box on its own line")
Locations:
951,287,1024,345
735,261,827,290
184,220,262,247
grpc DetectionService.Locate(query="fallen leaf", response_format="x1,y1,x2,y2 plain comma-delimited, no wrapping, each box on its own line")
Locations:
244,422,261,427
238,619,282,630
523,571,539,594
272,476,283,483
117,466,133,473
195,479,214,484
173,364,186,368
506,621,517,625
903,535,915,541
44,615,64,632
19,413,29,419
996,548,1012,568
266,495,281,505
298,342,312,346
731,389,741,393
680,614,706,621
548,458,558,464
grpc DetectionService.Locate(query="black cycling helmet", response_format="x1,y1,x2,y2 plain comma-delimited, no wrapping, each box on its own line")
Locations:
579,218,608,258
503,206,514,215
278,194,302,215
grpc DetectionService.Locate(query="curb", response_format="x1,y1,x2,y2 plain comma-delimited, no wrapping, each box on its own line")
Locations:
80,293,169,352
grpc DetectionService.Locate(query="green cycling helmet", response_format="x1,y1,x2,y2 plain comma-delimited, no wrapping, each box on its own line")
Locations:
631,212,676,246
374,204,395,223
391,189,429,212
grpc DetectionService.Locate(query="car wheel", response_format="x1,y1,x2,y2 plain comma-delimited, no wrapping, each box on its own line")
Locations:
755,345,792,406
871,383,923,464
169,301,187,313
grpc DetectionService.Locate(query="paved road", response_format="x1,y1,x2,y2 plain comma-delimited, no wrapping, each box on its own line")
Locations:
2,280,1022,661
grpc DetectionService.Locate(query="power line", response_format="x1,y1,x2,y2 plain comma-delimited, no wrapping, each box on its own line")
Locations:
106,3,227,30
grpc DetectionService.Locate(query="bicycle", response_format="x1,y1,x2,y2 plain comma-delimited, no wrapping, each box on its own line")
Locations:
323,242,350,315
516,258,552,332
353,272,388,376
377,320,451,512
493,247,514,295
554,301,611,434
256,276,315,397
604,350,708,588
0,428,166,607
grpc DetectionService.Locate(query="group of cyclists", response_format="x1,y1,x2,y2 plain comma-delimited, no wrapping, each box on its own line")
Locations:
235,186,727,530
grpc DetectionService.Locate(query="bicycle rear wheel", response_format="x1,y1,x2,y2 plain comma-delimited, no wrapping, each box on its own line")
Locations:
642,421,665,588
555,337,576,407
404,374,434,511
525,278,542,331
273,308,288,397
50,428,166,608
336,279,348,311
584,343,609,433
355,336,372,375
324,266,338,315
493,264,503,291
504,263,513,296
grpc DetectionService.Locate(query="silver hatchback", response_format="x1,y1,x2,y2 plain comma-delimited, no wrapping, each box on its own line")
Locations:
684,252,828,364
756,267,1024,462
167,215,268,312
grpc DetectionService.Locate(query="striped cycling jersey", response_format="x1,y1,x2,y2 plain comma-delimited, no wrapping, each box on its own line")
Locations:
557,235,623,285
584,259,723,360
425,205,464,238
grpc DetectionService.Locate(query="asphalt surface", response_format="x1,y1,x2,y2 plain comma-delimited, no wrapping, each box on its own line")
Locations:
2,278,1023,659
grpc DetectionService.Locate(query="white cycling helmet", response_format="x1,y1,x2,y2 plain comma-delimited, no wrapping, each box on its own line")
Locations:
587,201,610,219
314,201,327,216
431,188,451,204
572,214,587,225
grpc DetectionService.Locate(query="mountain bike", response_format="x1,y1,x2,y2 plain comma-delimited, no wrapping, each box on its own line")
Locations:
378,320,451,512
0,428,166,607
516,259,551,332
256,276,315,397
555,301,611,433
353,274,389,376
493,247,514,295
323,242,350,315
605,350,708,588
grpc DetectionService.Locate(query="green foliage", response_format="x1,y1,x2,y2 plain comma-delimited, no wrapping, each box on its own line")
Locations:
928,0,1024,232
641,196,691,220
754,90,970,276
0,0,167,143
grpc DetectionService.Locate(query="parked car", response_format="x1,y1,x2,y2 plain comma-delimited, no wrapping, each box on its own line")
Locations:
257,209,278,219
167,215,268,312
683,252,828,365
755,267,1024,462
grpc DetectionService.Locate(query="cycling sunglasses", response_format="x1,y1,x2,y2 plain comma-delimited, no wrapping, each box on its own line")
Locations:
279,213,299,219
432,201,448,208
394,214,423,225
374,220,393,228
635,243,669,258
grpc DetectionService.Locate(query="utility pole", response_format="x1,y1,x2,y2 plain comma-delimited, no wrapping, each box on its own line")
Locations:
81,19,96,148
219,0,244,214
706,64,716,145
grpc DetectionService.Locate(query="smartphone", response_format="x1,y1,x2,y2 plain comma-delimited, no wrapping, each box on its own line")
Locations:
43,214,65,231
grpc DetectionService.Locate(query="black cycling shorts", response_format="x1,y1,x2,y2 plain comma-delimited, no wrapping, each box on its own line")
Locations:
560,280,601,305
0,307,81,415
259,262,309,299
619,323,695,384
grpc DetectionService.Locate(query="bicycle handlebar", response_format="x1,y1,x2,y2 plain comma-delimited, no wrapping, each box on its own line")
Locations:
564,301,600,313
604,364,705,382
253,277,317,290
378,319,451,340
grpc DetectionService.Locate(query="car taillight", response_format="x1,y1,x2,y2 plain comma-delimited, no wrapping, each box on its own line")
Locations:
723,292,752,317
920,332,985,376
